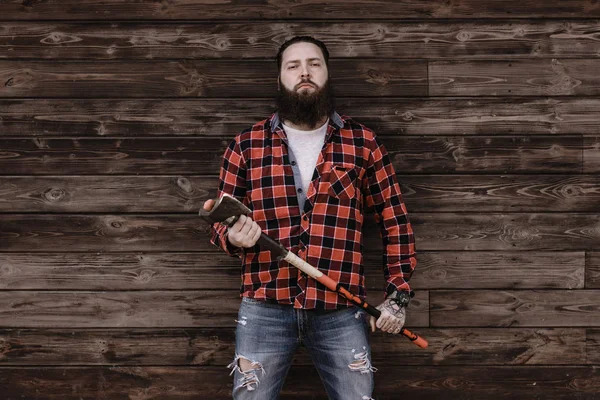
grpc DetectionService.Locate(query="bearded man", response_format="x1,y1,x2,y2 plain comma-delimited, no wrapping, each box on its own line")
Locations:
203,36,417,400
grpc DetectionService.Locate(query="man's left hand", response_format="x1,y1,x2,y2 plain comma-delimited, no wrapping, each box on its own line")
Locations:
369,298,406,334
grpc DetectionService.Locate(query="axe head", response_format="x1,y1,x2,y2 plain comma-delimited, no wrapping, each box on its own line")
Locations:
198,193,252,226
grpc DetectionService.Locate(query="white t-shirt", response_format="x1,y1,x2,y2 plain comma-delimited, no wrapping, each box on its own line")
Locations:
282,119,328,204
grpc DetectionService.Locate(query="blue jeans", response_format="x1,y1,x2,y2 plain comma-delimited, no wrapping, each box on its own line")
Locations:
229,297,376,400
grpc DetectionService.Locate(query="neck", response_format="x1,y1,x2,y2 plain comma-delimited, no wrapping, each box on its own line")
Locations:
282,116,328,131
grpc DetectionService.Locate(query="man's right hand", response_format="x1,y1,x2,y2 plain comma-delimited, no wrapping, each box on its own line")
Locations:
202,199,261,248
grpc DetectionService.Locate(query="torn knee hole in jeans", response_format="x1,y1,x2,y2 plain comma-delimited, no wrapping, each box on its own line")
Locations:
348,348,377,374
227,353,266,392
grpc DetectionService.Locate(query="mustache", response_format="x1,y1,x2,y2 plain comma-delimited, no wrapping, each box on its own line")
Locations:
296,80,316,90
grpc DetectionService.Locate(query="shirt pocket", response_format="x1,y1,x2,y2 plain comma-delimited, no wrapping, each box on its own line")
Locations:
327,162,359,200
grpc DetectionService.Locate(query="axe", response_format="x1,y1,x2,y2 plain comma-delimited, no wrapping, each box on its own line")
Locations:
199,193,428,348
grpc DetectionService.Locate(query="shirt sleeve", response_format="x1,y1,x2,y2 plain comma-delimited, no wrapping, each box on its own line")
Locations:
209,135,248,258
363,133,417,297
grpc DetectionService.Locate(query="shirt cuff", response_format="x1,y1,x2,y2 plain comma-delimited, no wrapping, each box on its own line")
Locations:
385,281,413,298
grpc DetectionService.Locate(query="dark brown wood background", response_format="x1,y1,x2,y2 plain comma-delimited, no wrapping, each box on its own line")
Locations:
1,1,600,399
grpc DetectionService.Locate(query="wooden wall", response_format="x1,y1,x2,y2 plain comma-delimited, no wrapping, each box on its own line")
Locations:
1,1,600,398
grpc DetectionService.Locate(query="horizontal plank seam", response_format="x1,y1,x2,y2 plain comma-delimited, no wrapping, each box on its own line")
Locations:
0,363,593,367
1,16,600,22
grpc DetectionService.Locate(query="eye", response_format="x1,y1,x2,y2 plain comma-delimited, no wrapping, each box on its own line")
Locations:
288,65,297,69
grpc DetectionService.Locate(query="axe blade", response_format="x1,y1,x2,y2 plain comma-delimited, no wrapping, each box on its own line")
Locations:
198,193,252,226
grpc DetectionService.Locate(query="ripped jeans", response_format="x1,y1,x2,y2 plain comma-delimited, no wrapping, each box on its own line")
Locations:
229,297,375,400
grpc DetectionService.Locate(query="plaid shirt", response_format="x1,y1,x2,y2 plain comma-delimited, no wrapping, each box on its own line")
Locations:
209,111,417,310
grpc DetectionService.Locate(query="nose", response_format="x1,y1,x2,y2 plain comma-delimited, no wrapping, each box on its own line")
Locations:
300,64,310,78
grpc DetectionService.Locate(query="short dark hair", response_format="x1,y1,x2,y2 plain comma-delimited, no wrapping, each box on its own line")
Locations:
276,36,330,73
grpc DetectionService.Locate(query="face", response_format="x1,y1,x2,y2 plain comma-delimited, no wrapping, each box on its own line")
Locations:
279,42,329,93
276,41,335,129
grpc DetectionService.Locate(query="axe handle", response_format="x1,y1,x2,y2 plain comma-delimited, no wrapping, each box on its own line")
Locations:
256,232,288,259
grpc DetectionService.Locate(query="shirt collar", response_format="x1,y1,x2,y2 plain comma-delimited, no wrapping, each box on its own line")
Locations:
270,111,344,131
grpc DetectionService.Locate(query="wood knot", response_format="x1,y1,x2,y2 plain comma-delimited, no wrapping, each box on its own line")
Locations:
456,31,471,42
431,269,447,279
443,377,469,389
549,144,564,156
1,264,18,276
134,269,156,284
400,111,414,121
176,177,192,193
44,188,66,202
561,184,581,197
364,68,390,86
40,32,70,45
215,39,231,50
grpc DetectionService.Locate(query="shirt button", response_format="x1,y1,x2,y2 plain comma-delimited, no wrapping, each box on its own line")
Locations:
297,188,303,193
303,215,308,221
291,161,297,166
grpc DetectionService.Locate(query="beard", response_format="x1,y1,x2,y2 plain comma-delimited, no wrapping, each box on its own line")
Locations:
275,77,336,129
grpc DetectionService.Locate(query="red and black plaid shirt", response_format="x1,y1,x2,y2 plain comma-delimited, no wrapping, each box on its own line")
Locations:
210,111,417,310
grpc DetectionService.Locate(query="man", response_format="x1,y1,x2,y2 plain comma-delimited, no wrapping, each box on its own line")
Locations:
203,36,417,400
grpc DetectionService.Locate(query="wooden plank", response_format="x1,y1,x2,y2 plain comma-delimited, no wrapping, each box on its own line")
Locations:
343,97,600,136
586,252,600,288
0,99,278,137
0,136,583,175
0,290,242,328
364,251,585,290
587,328,600,364
370,327,588,366
2,175,600,213
1,0,599,20
583,136,600,173
0,327,586,366
0,214,216,252
0,251,585,291
0,60,427,98
408,213,600,251
431,290,600,327
0,176,215,213
2,213,599,252
0,290,429,328
373,366,600,399
399,175,600,212
2,98,600,137
389,136,583,174
0,137,229,175
0,252,241,290
430,59,600,96
4,21,600,60
0,328,238,366
0,366,599,399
